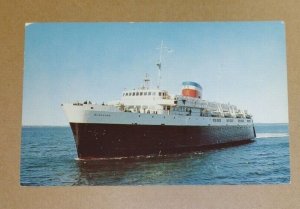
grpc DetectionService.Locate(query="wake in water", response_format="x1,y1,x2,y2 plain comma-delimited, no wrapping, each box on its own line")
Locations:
256,133,289,139
74,151,204,161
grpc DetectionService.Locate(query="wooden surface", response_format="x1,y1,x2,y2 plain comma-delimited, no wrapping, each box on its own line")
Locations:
0,0,299,208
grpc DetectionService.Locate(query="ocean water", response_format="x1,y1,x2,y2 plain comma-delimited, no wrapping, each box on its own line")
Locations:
20,123,290,185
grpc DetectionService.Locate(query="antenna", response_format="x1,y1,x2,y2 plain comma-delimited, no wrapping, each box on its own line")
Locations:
156,40,172,89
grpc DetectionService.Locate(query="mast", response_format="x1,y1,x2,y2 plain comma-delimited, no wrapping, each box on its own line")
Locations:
156,41,163,89
142,73,150,89
156,40,172,89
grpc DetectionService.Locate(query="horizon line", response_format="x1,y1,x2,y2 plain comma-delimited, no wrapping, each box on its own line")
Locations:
22,122,289,127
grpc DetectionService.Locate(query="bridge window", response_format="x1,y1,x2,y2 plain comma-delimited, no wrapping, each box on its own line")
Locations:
129,92,132,96
144,92,147,96
133,92,135,96
152,92,156,96
140,92,143,96
159,92,162,96
136,92,139,96
148,92,151,95
125,93,128,96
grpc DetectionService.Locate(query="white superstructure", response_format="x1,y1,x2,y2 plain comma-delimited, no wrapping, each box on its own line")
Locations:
62,76,253,127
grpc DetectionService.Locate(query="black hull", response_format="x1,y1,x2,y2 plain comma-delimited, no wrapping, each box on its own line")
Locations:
70,123,256,159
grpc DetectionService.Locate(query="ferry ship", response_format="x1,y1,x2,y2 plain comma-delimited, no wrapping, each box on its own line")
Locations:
62,43,256,159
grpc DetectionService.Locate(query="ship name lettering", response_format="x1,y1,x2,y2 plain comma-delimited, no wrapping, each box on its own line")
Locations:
94,113,111,117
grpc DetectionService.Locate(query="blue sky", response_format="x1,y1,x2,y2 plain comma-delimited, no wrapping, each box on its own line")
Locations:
22,22,288,125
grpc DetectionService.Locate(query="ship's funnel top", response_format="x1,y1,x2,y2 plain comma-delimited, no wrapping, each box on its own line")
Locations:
182,81,203,98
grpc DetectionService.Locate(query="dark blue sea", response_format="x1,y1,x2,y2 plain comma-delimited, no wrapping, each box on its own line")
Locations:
20,124,290,186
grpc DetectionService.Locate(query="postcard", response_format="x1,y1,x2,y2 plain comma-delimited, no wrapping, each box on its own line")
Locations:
21,22,289,186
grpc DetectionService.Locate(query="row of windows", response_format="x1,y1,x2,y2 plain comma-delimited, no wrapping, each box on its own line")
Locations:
123,91,167,97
